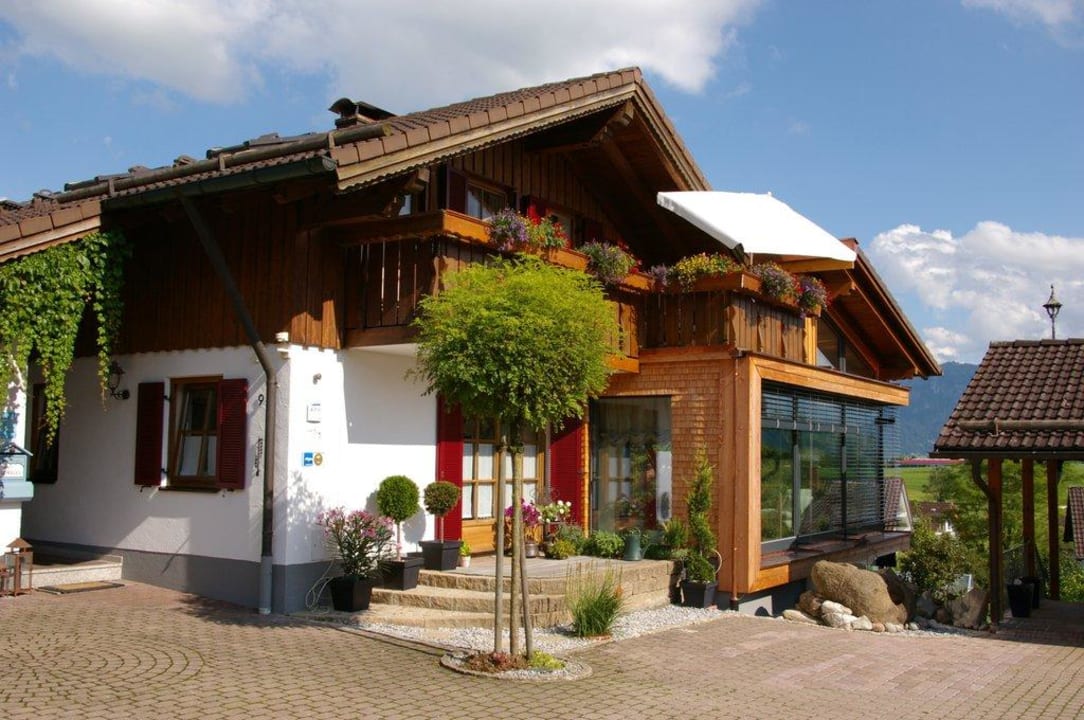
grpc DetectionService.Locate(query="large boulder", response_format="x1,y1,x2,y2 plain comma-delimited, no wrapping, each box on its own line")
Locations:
798,590,824,618
946,587,988,629
880,568,917,620
810,560,909,626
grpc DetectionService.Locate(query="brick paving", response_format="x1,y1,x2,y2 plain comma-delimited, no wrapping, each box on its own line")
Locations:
2,582,1083,720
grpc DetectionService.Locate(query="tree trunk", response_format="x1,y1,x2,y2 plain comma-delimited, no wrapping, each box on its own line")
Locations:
493,434,506,653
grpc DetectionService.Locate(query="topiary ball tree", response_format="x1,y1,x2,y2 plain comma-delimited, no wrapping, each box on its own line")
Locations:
423,480,461,541
377,475,419,559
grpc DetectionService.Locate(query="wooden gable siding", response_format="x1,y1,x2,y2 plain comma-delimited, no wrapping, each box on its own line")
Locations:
115,193,345,354
448,141,612,238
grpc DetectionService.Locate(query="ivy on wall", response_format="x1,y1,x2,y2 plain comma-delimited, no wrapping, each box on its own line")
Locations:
0,230,131,442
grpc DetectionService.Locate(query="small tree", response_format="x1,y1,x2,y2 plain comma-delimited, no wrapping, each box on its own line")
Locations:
413,255,614,657
376,475,419,559
685,450,717,584
423,480,460,541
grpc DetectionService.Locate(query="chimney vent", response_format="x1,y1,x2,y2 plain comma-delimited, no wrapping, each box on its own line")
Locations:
328,98,395,128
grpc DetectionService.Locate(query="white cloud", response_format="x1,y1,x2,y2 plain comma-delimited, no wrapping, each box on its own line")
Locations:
869,221,1084,362
0,0,763,110
964,0,1082,27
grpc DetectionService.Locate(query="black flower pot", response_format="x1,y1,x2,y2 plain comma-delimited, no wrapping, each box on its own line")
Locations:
680,580,717,609
328,576,376,612
420,540,462,571
382,557,424,590
1007,582,1033,618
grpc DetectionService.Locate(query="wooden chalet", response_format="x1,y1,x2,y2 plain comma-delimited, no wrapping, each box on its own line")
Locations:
1,68,938,613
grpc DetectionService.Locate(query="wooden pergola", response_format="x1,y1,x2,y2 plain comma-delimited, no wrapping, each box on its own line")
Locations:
933,339,1084,628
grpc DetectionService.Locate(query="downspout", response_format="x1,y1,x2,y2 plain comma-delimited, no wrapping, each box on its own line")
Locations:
178,194,279,614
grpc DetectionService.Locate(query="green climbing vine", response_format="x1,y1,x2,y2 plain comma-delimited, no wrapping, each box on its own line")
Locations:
0,230,131,442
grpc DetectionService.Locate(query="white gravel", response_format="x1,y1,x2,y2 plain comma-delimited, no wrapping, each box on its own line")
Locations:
353,603,727,654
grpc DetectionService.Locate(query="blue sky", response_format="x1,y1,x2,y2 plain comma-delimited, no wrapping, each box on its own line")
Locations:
2,0,1082,363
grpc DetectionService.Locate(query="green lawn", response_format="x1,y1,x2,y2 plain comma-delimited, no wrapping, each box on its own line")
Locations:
897,465,934,504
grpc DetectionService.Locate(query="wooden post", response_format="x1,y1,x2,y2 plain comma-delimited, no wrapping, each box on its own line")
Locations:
1047,460,1061,600
989,458,1004,627
1022,459,1036,578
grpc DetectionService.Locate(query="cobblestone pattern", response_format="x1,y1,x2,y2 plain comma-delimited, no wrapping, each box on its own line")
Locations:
2,583,1083,719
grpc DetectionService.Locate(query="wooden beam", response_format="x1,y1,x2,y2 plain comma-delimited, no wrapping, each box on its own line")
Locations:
522,103,635,155
598,136,686,249
750,354,911,406
988,459,1004,630
1047,460,1062,599
1022,459,1036,578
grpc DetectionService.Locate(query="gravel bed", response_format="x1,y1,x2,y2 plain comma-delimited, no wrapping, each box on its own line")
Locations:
354,604,727,654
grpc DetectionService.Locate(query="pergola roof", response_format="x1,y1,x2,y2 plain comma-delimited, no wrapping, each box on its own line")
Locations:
934,339,1084,459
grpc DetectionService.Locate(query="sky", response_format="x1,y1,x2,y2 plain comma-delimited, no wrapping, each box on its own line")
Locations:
1,0,1082,364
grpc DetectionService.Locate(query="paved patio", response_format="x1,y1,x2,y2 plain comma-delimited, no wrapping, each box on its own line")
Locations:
2,581,1083,719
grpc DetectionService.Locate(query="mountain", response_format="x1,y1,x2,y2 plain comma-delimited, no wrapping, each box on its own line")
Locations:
897,361,978,457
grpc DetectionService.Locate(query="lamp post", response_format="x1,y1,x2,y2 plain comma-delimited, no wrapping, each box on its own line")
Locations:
1043,284,1062,340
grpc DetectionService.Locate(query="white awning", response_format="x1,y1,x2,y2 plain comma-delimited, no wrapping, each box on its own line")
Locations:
657,191,856,268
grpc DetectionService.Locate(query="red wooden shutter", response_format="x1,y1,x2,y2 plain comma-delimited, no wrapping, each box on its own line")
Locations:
549,418,586,528
216,378,248,490
134,382,165,486
436,395,464,540
446,167,467,213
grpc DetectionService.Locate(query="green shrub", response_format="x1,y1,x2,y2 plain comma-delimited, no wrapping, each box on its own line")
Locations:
642,542,671,560
556,523,587,553
1060,551,1084,603
376,475,420,523
899,520,971,601
687,452,716,556
683,552,716,584
566,563,624,637
528,651,566,670
423,480,460,517
662,518,689,550
547,538,578,560
585,530,623,558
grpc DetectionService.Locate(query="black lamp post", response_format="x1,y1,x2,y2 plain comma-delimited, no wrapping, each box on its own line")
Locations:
1043,284,1062,340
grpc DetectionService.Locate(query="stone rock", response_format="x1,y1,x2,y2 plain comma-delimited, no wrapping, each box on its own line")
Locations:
946,587,988,629
915,591,937,619
880,568,917,621
822,610,859,629
885,623,904,633
934,607,951,625
871,622,885,633
810,561,909,625
851,616,874,631
798,591,824,618
905,622,920,631
783,609,820,625
821,599,853,617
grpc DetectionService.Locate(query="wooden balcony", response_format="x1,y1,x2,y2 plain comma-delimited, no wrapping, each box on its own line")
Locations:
341,210,812,366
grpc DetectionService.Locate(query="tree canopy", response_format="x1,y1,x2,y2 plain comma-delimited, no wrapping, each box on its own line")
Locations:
412,255,614,430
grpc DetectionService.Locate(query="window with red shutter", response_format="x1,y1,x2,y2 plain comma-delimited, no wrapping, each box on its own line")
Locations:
137,376,248,491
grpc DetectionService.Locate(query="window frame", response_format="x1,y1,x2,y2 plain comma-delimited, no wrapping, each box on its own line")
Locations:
461,418,544,522
167,376,222,491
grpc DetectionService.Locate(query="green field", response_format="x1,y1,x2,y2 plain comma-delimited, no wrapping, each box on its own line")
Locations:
898,466,934,504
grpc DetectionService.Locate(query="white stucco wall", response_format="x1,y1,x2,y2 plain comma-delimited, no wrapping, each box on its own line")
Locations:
282,345,436,566
22,348,268,563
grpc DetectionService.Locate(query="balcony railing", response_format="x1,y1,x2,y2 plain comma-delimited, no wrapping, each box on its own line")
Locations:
342,211,811,365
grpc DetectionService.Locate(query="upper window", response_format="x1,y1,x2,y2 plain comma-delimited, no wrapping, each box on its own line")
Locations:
816,317,874,378
466,181,507,220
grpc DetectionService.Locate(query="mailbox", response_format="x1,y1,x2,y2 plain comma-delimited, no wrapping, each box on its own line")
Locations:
0,442,34,501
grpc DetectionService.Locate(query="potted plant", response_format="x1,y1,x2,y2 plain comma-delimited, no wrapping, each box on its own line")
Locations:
680,451,722,608
316,507,393,612
376,474,423,590
580,241,637,285
505,499,542,557
458,540,472,568
486,208,529,252
420,480,462,571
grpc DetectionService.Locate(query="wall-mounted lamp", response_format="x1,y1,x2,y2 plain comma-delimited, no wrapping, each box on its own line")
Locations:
106,360,130,400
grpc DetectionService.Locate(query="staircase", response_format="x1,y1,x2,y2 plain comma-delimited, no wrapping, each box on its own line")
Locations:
22,543,124,589
360,557,677,629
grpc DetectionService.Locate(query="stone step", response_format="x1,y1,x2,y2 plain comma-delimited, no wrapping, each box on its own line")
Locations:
24,545,124,588
419,558,676,595
371,584,566,615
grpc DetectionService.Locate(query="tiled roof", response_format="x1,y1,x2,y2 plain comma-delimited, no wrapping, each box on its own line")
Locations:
2,67,703,264
934,339,1084,457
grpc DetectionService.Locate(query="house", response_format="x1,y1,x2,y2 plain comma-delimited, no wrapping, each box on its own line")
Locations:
0,68,939,614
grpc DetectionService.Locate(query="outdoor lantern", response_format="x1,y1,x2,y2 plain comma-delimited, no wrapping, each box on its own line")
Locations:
1043,284,1062,340
106,360,130,400
3,537,33,596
